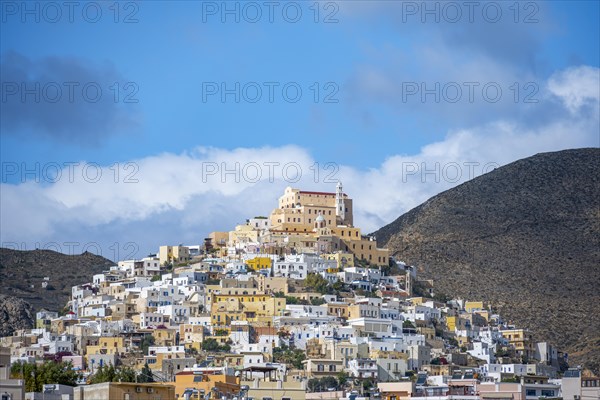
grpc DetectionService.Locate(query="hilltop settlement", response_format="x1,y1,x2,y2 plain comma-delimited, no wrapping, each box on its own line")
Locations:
1,184,598,400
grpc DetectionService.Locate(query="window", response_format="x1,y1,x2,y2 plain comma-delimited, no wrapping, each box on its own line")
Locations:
317,364,324,372
526,389,536,396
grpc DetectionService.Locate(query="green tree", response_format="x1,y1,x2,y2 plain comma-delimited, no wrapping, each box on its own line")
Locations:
200,338,231,352
115,366,137,383
11,361,80,392
336,371,349,387
89,364,137,384
332,280,344,292
202,338,220,352
495,348,510,358
272,346,306,369
307,378,320,392
310,297,325,306
138,363,155,383
305,273,329,294
361,377,375,391
89,364,116,384
151,274,161,282
403,320,415,329
140,334,155,354
320,376,339,390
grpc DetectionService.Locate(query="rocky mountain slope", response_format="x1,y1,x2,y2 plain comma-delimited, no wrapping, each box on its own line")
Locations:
374,148,600,373
0,248,114,314
0,294,34,336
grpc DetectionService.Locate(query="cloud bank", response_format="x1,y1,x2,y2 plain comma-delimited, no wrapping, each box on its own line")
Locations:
1,66,598,259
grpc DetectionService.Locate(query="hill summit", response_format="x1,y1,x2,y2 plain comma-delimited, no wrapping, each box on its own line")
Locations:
0,248,115,313
374,148,600,373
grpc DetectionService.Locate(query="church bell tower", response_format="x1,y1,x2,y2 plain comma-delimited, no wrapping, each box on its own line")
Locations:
335,181,345,223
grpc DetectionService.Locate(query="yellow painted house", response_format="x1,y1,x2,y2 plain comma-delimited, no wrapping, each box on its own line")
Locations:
179,324,206,351
500,328,535,360
446,315,470,331
323,252,354,269
84,337,126,362
174,371,239,400
211,294,286,326
246,257,272,271
141,348,186,372
152,328,177,347
465,301,485,313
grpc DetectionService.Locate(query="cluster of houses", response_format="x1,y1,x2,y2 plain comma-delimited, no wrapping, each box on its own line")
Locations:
1,184,598,400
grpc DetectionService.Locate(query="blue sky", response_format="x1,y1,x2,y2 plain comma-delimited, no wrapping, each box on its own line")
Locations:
1,1,599,259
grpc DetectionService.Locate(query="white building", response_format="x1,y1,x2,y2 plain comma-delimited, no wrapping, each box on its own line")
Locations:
482,363,529,381
248,217,271,231
467,341,495,364
157,304,190,325
273,261,308,280
348,358,378,379
139,312,166,329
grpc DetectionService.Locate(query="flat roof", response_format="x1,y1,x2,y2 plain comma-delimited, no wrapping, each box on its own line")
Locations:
242,365,278,372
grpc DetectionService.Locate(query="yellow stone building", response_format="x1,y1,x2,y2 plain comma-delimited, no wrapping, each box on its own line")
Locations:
141,348,186,372
208,231,229,247
229,224,259,245
73,382,174,400
159,245,190,265
85,337,126,361
465,301,485,313
173,371,239,399
323,252,355,269
257,276,288,294
179,324,206,352
211,294,286,327
500,328,535,360
246,256,272,271
267,183,389,266
152,328,177,347
270,185,353,232
446,315,470,331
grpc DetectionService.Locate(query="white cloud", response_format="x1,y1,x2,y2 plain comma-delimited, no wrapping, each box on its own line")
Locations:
547,65,600,115
1,66,598,257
